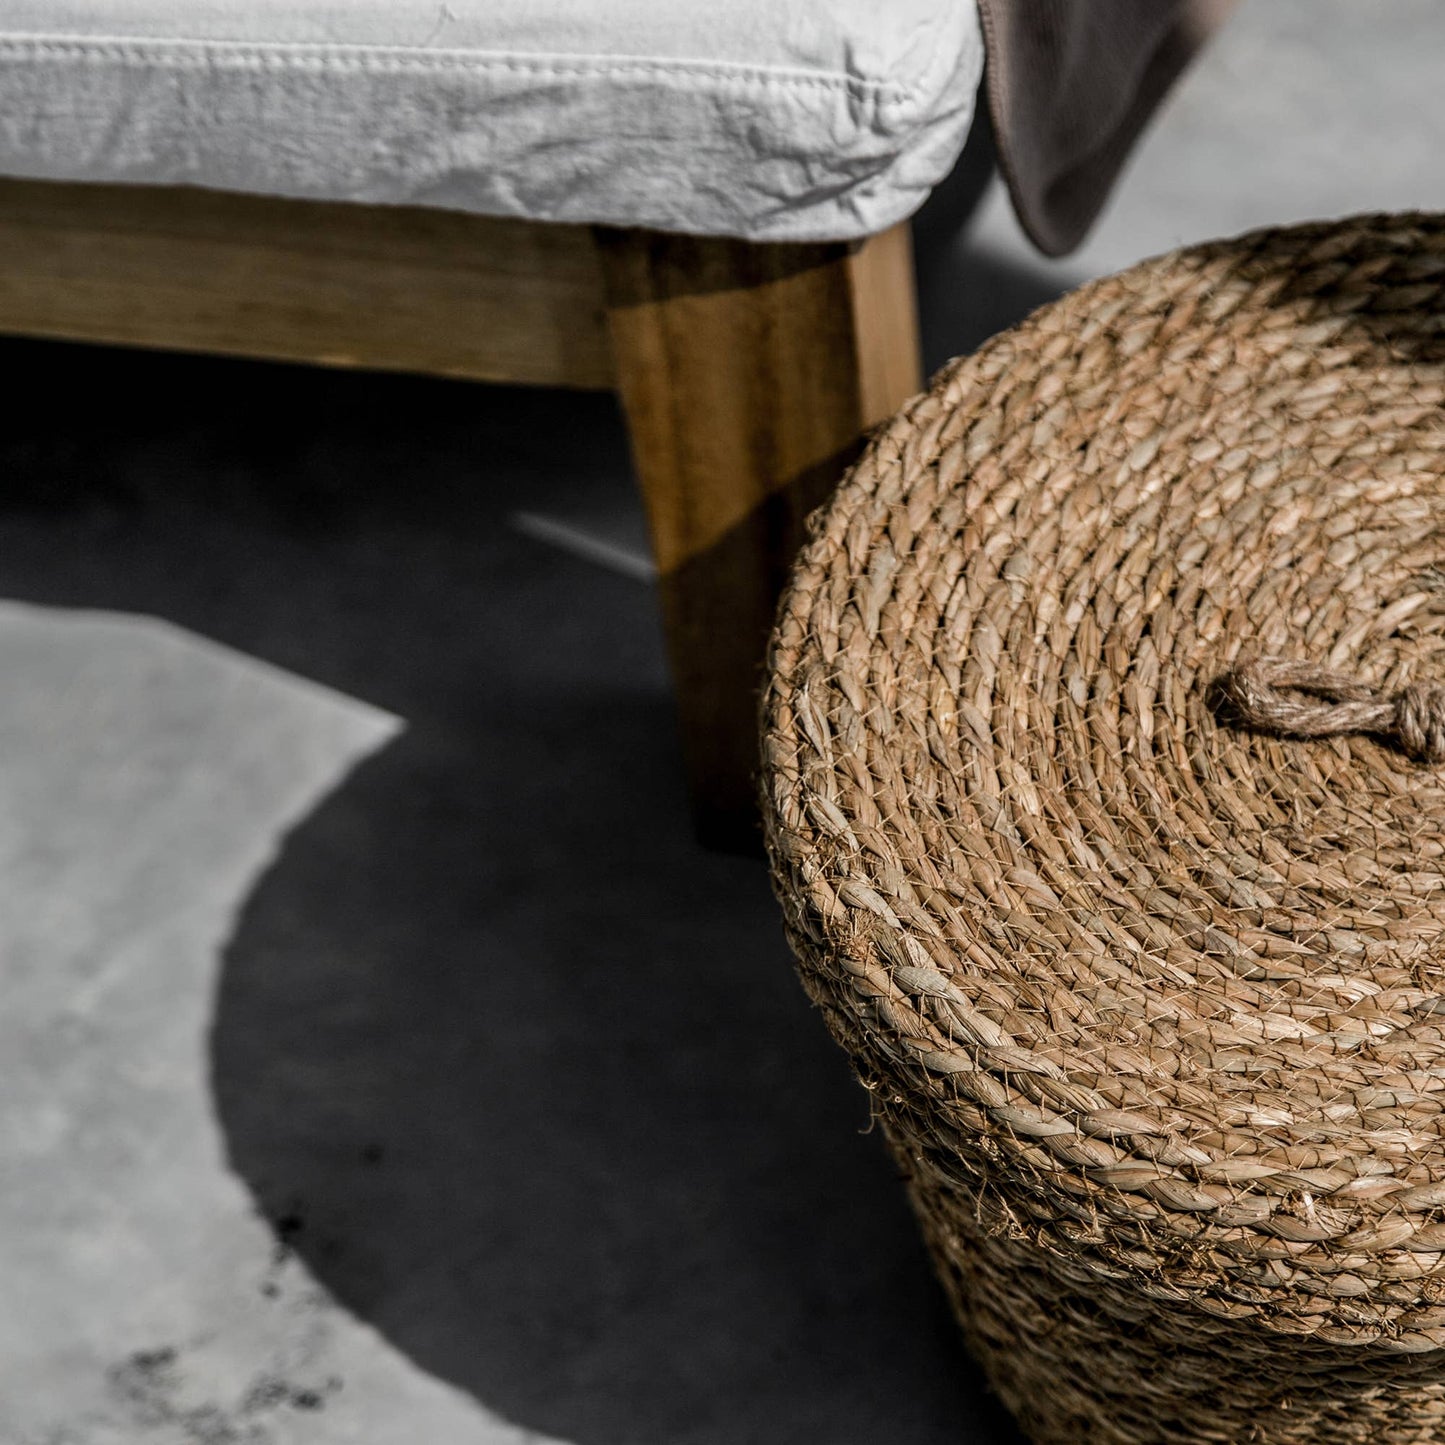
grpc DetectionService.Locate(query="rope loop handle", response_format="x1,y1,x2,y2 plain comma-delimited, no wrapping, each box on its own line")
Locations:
1215,658,1445,763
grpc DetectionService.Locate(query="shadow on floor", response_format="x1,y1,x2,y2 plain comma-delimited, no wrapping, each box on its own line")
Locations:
0,338,1025,1444
917,242,1072,376
211,694,1016,1445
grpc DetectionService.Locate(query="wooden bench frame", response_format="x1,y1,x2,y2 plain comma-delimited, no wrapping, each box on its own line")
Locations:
0,178,922,844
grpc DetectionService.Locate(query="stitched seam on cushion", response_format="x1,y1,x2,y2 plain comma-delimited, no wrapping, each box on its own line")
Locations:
0,33,918,106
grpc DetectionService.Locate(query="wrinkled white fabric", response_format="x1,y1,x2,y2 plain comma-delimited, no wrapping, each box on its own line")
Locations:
0,1,983,240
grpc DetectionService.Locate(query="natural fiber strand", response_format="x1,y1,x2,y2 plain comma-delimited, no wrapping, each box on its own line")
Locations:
1216,657,1445,762
761,213,1445,1444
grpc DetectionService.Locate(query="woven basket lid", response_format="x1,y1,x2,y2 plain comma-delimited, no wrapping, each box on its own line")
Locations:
762,213,1445,1349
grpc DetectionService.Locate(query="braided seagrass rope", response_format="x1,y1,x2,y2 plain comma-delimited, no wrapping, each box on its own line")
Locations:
761,213,1445,1445
1217,657,1445,763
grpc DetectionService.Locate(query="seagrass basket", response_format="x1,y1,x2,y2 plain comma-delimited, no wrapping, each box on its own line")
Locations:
761,213,1445,1445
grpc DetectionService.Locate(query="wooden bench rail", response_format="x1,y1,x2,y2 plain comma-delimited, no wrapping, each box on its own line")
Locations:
0,178,923,844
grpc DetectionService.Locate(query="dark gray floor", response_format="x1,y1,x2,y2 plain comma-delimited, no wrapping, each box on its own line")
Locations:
0,341,1024,1445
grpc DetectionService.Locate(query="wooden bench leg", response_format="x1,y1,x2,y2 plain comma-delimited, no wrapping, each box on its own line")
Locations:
596,222,922,849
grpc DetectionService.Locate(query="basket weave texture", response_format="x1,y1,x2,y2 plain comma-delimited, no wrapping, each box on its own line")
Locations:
761,214,1445,1445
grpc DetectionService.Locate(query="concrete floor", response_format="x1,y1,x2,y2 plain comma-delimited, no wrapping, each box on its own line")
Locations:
2,3,1444,1442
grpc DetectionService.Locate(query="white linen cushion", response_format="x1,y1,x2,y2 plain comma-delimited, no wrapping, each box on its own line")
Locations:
0,1,983,241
